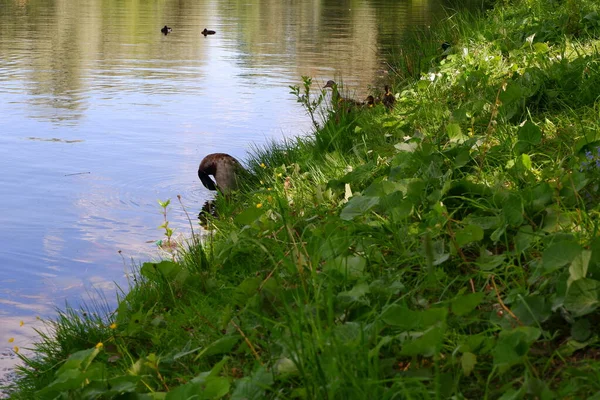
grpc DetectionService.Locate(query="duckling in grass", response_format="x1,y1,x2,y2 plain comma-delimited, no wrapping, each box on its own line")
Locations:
161,25,172,35
364,95,382,108
202,28,216,36
198,153,245,194
440,41,453,60
382,85,396,111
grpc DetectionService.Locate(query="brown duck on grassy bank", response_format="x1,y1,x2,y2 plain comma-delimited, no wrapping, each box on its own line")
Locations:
323,80,364,109
198,153,245,194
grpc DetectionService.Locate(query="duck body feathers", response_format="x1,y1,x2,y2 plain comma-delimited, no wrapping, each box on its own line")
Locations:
198,153,244,193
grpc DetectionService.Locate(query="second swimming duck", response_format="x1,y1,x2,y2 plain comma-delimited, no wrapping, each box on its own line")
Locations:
202,28,216,36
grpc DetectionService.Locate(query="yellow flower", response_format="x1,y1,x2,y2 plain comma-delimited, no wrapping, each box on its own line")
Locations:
109,323,117,330
19,321,24,327
267,188,272,191
256,203,263,208
8,338,14,343
13,346,19,353
276,173,282,177
95,342,103,349
260,163,266,169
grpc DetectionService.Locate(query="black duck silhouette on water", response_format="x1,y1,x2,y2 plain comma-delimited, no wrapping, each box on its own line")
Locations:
202,28,216,36
161,25,172,35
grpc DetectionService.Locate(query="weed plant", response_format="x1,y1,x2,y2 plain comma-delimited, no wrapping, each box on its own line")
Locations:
6,0,600,398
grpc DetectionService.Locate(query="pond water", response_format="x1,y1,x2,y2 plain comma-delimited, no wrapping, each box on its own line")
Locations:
0,0,478,348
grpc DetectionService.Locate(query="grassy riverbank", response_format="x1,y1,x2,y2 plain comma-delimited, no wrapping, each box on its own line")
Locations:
7,0,600,398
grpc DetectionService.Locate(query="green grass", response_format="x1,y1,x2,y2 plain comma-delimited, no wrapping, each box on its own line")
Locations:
6,0,600,398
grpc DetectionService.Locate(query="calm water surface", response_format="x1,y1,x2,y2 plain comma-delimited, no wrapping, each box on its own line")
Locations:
0,0,473,344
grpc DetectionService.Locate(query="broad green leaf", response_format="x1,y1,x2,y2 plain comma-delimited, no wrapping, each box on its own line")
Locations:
423,238,450,267
542,240,582,273
400,325,445,357
340,161,377,185
381,306,447,330
463,215,502,230
447,123,468,144
519,153,532,170
589,237,600,280
513,225,538,254
451,292,484,316
332,322,362,345
493,327,541,373
476,252,505,271
340,195,380,220
512,295,552,325
503,194,524,227
199,336,241,359
55,347,102,375
461,352,477,376
102,376,141,396
499,83,523,105
533,42,550,53
491,224,507,243
395,142,418,152
338,282,370,301
166,377,230,399
524,183,553,211
558,336,598,357
515,121,542,154
141,260,181,283
324,255,366,279
571,319,592,342
568,250,592,287
455,225,484,247
454,148,471,168
274,357,298,376
231,366,274,400
234,207,264,226
564,278,600,317
234,277,261,305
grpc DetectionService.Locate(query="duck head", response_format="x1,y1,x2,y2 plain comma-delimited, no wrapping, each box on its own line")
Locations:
198,153,245,194
323,80,337,89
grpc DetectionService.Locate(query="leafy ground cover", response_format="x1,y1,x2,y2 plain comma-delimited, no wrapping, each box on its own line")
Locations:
6,0,600,398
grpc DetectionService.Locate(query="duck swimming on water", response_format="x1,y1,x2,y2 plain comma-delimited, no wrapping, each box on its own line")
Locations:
161,25,172,35
202,28,216,36
198,153,245,194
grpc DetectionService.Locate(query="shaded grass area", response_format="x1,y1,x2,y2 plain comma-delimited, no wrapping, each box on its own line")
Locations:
7,0,600,398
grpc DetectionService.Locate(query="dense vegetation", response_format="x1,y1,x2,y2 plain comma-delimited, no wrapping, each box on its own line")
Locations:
7,0,600,398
